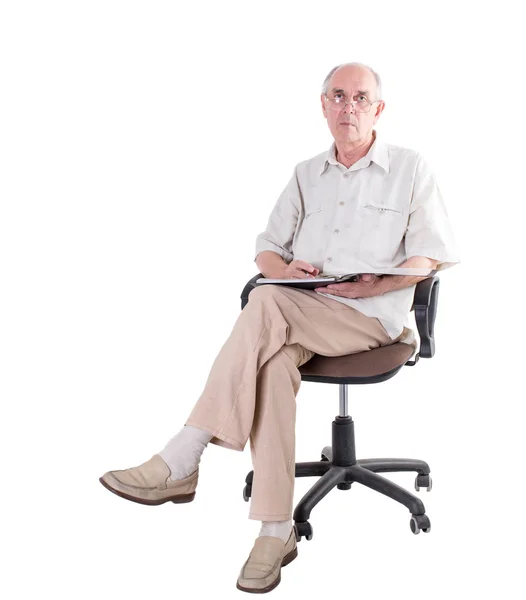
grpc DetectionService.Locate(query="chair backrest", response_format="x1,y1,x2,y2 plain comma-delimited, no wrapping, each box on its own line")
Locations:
241,274,440,361
410,276,439,358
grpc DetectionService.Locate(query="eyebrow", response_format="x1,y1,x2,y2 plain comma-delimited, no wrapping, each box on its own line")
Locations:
331,88,370,96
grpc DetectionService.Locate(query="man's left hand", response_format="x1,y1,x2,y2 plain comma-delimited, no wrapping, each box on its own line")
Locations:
314,274,383,298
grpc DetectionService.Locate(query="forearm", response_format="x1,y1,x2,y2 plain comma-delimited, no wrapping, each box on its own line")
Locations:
376,256,439,295
255,251,288,279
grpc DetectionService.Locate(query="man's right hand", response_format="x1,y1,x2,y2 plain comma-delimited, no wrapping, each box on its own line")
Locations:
283,260,320,279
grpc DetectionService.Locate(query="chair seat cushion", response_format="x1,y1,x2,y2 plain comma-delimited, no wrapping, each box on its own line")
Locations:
299,343,415,385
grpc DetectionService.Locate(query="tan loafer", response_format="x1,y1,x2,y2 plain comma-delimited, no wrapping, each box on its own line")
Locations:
237,529,298,593
99,454,198,505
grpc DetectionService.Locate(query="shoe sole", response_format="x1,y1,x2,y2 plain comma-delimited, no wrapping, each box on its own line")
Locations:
236,546,298,594
99,477,196,505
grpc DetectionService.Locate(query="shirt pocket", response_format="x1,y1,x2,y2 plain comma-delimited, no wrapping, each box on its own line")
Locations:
360,201,403,215
302,205,326,233
295,204,326,260
357,201,407,261
304,206,323,219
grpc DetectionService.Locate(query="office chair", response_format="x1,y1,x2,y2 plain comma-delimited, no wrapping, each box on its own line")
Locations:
240,273,439,542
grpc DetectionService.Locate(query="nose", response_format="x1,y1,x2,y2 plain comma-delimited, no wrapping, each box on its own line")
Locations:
342,101,356,114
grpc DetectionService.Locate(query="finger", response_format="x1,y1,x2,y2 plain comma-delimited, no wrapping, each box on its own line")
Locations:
293,270,316,279
296,260,318,275
300,270,317,278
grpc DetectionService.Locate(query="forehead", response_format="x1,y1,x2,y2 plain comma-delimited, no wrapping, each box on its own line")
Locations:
329,66,376,95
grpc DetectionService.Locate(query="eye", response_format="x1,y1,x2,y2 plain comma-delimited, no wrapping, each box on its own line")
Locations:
357,95,368,102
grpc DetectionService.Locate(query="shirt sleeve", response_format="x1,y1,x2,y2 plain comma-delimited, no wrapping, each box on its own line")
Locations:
254,167,301,263
404,154,461,271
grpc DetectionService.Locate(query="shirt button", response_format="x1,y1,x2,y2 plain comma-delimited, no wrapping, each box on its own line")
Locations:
344,172,350,178
339,201,345,206
327,257,332,261
334,229,339,234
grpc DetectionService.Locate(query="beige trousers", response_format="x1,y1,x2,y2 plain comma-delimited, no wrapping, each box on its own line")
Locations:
186,284,410,521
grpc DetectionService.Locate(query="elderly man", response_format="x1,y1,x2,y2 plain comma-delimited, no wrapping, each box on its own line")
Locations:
100,62,459,593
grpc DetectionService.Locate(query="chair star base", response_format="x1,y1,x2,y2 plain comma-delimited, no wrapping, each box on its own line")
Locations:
243,415,433,539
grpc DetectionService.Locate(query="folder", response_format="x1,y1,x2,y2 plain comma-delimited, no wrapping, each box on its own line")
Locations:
255,268,437,291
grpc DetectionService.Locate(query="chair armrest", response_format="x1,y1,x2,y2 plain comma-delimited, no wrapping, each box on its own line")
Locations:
240,273,264,310
412,276,440,359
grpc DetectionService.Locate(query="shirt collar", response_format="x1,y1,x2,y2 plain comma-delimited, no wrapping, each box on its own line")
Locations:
319,129,390,175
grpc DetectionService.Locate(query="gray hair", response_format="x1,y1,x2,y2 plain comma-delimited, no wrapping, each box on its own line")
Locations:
321,62,383,100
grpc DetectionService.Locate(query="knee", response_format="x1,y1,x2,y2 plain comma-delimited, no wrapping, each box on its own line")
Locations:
262,348,303,395
248,284,284,304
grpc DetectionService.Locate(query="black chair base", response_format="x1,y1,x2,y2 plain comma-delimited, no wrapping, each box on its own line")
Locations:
243,416,433,539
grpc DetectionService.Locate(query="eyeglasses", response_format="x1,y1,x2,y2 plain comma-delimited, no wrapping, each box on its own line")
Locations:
323,93,380,113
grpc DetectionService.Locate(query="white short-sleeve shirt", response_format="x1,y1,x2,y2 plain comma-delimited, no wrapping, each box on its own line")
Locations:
254,130,460,343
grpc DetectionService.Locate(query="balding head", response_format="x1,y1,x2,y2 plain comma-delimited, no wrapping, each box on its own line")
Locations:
322,62,382,101
320,62,385,146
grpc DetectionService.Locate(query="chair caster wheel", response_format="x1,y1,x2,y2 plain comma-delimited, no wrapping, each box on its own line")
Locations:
320,446,332,462
410,514,431,534
415,474,432,492
337,482,352,490
294,521,313,541
243,485,251,502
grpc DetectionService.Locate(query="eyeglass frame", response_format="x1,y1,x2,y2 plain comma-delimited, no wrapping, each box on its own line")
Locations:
323,93,381,113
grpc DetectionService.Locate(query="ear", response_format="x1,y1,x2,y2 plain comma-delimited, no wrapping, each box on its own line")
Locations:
320,94,328,118
372,100,385,123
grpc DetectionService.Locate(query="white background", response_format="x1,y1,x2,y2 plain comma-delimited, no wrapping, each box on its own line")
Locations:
1,1,524,598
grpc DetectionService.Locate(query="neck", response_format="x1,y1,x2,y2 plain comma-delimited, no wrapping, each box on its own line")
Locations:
335,131,376,169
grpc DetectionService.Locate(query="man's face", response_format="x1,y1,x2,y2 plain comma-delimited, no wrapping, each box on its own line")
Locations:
321,66,385,144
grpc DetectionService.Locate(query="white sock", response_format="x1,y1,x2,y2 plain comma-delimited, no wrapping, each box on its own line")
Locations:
158,424,213,481
258,520,293,542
